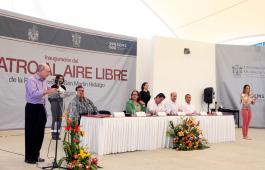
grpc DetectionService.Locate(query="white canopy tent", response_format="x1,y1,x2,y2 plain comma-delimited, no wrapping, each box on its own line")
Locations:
143,0,265,44
0,0,264,128
0,0,264,44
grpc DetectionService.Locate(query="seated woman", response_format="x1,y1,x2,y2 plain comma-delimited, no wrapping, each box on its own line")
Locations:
126,90,146,115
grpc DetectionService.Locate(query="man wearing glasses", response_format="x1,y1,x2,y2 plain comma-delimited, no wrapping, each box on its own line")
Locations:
67,85,98,124
24,63,57,164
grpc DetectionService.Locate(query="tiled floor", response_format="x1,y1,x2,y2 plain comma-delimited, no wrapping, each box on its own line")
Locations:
0,128,264,170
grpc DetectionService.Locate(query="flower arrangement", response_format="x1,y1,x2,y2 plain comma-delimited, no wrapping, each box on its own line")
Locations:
166,117,209,151
59,112,99,170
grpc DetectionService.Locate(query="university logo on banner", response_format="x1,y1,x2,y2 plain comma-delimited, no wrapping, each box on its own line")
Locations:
232,65,243,78
28,24,39,42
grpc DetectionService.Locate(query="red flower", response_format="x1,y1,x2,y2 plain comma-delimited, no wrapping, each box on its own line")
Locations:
66,118,71,124
91,157,98,165
65,125,71,131
74,125,80,133
74,154,78,159
73,138,79,143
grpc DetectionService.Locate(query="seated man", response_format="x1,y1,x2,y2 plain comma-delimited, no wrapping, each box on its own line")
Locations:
68,85,98,124
180,94,196,114
126,90,146,115
164,92,180,115
147,93,166,115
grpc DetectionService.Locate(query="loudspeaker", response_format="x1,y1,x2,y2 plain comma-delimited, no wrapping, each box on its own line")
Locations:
184,48,190,54
204,87,214,104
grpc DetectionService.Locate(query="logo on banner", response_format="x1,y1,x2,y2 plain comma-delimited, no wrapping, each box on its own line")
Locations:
252,93,265,103
28,25,39,42
232,65,243,77
72,33,82,48
109,41,127,51
232,65,265,78
109,42,117,50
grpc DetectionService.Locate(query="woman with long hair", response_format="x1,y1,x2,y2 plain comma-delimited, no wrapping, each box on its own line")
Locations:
48,74,66,140
240,84,256,140
125,90,146,115
139,82,151,107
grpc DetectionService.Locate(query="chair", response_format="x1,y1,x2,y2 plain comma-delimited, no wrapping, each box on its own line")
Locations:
123,110,132,117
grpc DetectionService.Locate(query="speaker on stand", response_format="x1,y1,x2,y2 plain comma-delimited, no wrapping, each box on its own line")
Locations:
203,87,214,113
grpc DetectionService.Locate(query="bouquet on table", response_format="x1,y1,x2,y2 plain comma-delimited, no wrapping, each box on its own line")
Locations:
59,112,100,170
166,117,209,151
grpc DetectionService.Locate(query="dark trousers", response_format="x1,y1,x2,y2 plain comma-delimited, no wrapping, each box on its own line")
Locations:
25,103,47,161
50,100,63,136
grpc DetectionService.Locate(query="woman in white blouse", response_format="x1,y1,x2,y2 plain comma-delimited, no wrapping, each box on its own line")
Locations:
240,84,256,140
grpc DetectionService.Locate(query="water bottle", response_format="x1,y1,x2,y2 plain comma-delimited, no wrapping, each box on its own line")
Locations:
132,109,136,116
215,101,218,113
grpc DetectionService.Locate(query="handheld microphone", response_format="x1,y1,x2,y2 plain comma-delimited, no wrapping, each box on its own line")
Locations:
57,80,60,89
53,79,59,89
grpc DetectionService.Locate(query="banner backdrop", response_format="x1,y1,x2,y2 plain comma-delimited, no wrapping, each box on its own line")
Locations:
216,44,265,128
0,10,137,130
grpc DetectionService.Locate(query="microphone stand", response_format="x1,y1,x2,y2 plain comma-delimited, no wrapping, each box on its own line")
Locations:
42,84,67,170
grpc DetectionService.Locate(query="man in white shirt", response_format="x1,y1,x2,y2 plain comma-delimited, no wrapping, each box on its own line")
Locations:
147,93,165,115
164,92,180,115
180,94,196,114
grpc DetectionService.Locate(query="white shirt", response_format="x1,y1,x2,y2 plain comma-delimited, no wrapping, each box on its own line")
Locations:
147,100,164,114
164,100,179,115
181,102,196,114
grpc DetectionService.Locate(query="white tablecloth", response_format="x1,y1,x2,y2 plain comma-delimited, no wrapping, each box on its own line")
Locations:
80,116,235,155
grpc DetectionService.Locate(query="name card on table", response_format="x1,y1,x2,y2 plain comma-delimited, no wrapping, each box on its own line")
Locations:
200,112,208,116
178,112,186,116
112,112,125,117
216,112,223,116
135,112,146,117
157,112,167,116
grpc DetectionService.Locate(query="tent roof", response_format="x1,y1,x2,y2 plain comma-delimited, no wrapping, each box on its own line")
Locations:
143,0,265,45
0,0,264,44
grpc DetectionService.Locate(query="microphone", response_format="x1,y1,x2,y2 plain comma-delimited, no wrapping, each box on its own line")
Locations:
57,80,60,89
58,81,65,94
52,79,59,89
53,76,66,94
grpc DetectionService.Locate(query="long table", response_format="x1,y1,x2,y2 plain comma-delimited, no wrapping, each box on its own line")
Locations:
80,115,235,155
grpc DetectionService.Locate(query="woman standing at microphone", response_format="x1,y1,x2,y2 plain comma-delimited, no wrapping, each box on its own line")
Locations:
48,74,66,140
240,84,256,140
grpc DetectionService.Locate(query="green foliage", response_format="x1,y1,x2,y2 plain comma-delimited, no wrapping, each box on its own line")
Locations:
58,113,100,170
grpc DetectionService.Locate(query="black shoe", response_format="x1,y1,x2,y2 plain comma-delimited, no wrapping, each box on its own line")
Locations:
25,159,36,164
52,133,61,140
37,157,45,162
52,136,61,140
52,135,57,140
